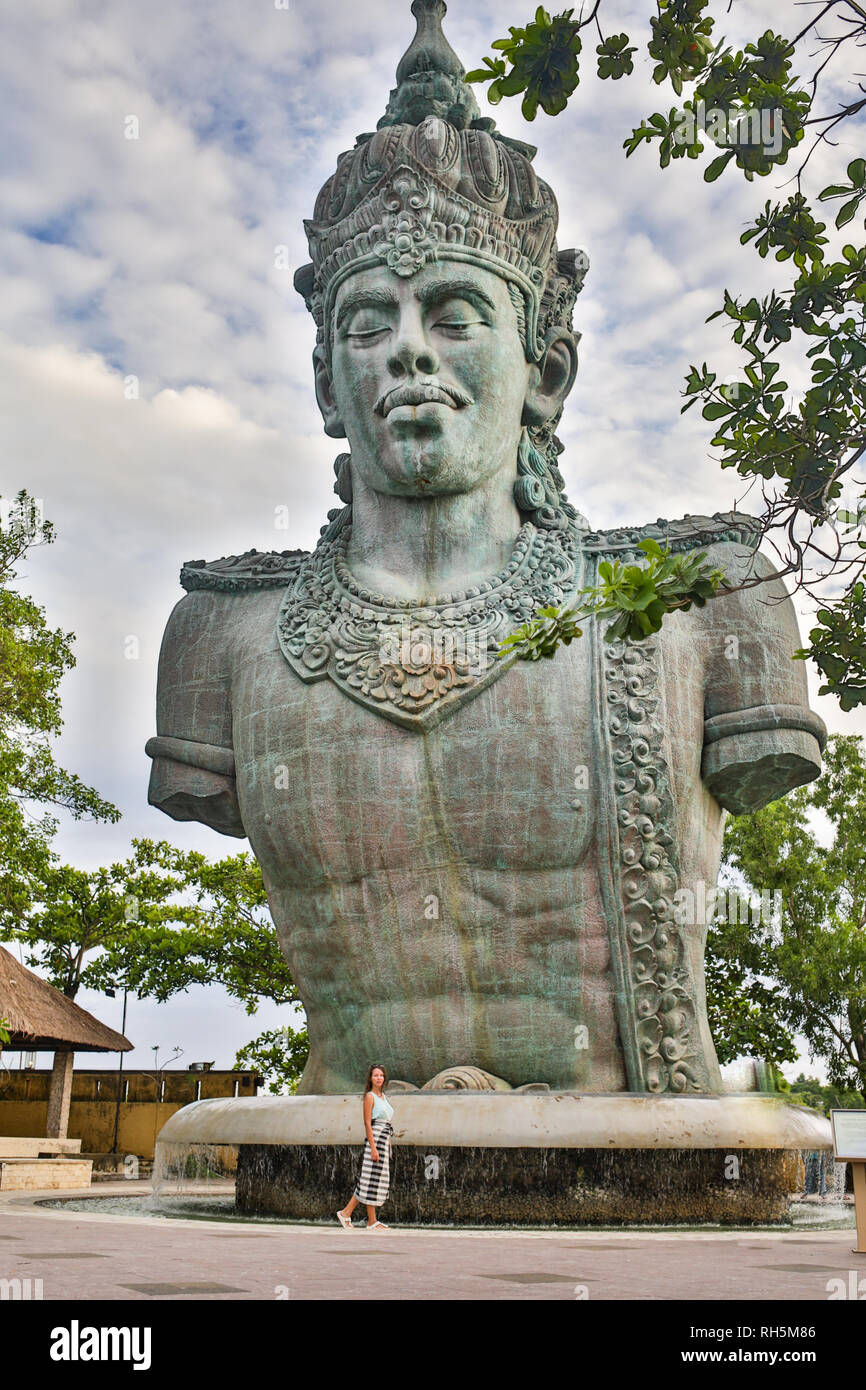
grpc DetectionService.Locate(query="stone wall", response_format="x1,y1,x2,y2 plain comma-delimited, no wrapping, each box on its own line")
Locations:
0,1069,260,1158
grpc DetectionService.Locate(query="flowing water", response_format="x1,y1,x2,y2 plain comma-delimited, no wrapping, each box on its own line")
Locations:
150,1140,236,1202
35,1192,856,1231
34,1139,856,1231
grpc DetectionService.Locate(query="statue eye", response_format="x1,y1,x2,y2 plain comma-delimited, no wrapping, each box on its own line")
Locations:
343,309,392,341
432,298,488,333
346,324,389,341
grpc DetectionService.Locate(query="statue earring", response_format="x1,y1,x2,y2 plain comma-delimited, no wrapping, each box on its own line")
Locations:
513,427,548,512
333,452,353,504
513,426,575,530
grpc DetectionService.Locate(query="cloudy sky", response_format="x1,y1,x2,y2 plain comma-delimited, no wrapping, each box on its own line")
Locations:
2,0,863,1080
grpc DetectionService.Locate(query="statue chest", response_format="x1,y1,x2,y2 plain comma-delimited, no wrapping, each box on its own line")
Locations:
231,624,597,887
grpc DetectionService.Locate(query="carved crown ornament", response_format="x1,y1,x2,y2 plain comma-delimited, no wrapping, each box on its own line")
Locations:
291,20,591,366
372,169,438,277
300,154,578,366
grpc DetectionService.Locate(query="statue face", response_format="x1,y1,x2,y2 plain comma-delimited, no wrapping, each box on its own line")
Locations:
326,260,532,499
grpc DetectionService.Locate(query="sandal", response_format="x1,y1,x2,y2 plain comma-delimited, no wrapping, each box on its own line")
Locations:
365,1220,388,1231
336,1209,353,1229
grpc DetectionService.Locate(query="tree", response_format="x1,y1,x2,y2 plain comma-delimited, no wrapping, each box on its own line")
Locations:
2,838,298,1014
1,495,300,1053
83,841,299,1013
0,490,120,921
2,846,186,999
704,913,799,1068
234,1025,310,1095
499,541,724,658
788,1072,865,1115
714,733,866,1094
470,4,866,707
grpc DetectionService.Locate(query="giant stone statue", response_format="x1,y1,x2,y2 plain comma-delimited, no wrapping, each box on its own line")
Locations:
146,0,826,1099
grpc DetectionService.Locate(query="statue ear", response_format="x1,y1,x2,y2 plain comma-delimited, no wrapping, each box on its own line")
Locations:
522,330,578,427
314,347,347,439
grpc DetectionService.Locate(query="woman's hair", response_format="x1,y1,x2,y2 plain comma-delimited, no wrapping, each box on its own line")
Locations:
364,1062,388,1094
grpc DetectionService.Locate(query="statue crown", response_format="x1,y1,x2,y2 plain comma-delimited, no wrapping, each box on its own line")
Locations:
293,0,588,364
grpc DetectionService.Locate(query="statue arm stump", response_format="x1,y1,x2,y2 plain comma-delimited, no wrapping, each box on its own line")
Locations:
145,588,245,837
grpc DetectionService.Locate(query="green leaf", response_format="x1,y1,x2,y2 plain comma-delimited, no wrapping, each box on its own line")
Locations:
704,150,734,182
638,537,665,559
836,196,861,229
499,72,528,97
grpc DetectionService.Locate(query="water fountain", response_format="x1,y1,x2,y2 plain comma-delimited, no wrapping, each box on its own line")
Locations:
156,1089,831,1227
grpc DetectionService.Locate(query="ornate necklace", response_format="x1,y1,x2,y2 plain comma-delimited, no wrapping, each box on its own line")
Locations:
275,519,582,731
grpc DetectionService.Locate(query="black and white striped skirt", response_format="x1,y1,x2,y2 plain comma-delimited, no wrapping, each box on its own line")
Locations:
353,1118,393,1206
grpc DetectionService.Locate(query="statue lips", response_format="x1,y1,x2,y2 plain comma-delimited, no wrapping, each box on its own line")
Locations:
374,380,474,422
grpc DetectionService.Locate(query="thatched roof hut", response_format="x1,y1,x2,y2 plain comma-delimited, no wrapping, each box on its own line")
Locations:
0,945,131,1052
0,944,132,1140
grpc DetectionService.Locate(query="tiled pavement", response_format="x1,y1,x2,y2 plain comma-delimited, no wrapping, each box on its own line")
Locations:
0,1183,862,1301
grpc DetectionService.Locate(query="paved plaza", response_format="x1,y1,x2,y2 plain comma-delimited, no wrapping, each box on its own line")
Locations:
0,1182,861,1302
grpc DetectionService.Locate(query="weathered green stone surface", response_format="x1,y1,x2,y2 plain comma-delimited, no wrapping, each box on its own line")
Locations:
146,0,825,1097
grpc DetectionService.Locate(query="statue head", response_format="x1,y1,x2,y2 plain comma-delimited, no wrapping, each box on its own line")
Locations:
294,0,589,533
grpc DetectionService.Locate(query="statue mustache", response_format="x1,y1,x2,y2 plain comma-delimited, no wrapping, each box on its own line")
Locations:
374,380,475,417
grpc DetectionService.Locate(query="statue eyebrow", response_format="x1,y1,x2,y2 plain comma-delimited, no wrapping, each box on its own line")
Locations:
335,287,398,330
419,279,496,312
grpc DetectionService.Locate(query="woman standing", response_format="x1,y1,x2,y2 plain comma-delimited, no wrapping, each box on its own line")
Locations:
337,1063,394,1230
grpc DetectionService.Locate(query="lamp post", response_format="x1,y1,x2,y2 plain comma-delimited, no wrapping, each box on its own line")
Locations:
106,985,129,1155
107,891,141,1156
149,1046,183,1155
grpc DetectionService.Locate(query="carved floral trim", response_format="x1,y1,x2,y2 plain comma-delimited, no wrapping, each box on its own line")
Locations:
600,635,712,1094
583,511,761,557
181,550,307,593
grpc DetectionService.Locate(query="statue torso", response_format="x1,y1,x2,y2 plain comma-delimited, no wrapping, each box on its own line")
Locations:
150,512,824,1095
229,582,626,1092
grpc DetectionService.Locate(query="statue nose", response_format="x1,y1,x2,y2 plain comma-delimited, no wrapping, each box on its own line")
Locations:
387,323,440,379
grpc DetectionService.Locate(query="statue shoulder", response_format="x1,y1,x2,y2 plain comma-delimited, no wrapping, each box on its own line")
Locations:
582,510,761,558
146,545,310,841
179,547,310,593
